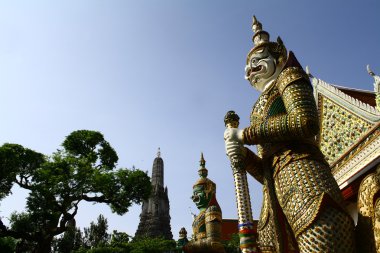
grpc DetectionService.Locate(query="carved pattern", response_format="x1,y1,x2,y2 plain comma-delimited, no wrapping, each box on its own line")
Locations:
319,96,372,164
357,172,380,215
277,67,309,94
274,158,344,237
297,207,355,252
374,199,380,253
192,210,206,238
331,126,380,186
205,210,222,223
312,77,379,115
356,168,380,253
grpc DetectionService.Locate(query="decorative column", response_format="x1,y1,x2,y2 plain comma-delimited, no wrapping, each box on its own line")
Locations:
224,111,257,253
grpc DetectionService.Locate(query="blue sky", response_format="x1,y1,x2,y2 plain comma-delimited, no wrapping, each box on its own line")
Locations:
1,1,379,239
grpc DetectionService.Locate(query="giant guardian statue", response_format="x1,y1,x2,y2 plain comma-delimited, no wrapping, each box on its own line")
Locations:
224,16,356,253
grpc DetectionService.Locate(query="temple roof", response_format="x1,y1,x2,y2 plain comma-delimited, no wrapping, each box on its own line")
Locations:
309,72,380,189
334,85,376,107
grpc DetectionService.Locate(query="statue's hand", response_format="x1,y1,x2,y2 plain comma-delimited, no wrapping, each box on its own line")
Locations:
224,128,246,160
225,140,246,160
224,128,244,144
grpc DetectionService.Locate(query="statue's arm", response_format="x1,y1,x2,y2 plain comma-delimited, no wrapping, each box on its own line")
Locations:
243,68,319,144
244,147,264,184
184,207,225,253
205,206,223,241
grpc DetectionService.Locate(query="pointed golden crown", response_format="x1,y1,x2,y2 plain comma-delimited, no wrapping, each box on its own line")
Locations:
247,15,287,65
251,16,270,46
193,153,216,194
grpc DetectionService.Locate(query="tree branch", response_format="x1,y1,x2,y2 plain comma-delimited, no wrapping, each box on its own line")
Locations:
82,194,108,203
0,219,35,241
15,177,32,190
54,200,81,236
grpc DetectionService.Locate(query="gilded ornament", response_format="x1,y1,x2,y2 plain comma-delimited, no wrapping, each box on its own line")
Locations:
356,166,380,252
319,97,372,164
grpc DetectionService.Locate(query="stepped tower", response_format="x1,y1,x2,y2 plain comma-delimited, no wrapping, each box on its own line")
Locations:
135,148,173,239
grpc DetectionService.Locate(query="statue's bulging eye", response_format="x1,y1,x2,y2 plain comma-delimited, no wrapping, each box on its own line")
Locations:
251,57,260,67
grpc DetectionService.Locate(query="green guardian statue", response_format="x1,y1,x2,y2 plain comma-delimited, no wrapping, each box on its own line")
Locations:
176,227,189,252
183,153,225,253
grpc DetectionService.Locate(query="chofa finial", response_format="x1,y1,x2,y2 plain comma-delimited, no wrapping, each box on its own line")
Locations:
367,65,380,111
305,66,313,78
367,64,374,76
367,65,380,93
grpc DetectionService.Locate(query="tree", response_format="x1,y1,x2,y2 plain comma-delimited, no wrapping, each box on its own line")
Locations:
83,214,109,249
0,236,17,253
110,230,131,246
129,237,176,253
53,224,82,253
81,236,175,253
222,233,241,253
0,130,152,253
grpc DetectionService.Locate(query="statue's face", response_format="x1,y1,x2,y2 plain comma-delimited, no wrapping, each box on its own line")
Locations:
191,185,209,211
245,47,279,92
178,228,187,240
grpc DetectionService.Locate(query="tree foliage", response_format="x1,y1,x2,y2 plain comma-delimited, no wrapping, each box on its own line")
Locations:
110,230,131,246
128,237,176,253
222,233,241,253
0,143,45,200
83,214,109,249
0,130,152,253
52,224,82,253
75,236,176,253
0,236,17,253
50,215,175,253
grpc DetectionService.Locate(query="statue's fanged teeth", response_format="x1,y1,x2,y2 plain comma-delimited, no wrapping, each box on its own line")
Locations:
252,66,262,72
